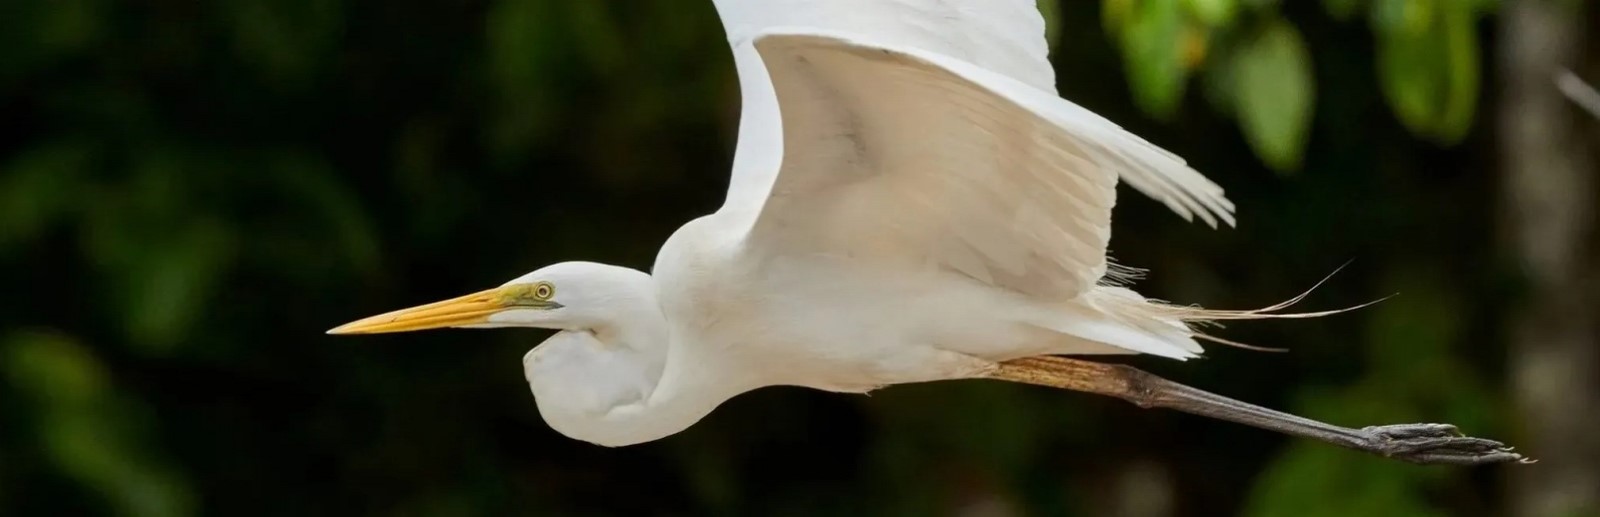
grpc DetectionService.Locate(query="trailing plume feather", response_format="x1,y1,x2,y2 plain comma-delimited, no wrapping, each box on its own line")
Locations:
1087,262,1388,354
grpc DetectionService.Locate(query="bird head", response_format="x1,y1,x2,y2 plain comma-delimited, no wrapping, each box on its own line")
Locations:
329,261,677,446
327,261,651,334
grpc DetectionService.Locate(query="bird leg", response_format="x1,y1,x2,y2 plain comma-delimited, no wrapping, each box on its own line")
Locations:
987,356,1529,466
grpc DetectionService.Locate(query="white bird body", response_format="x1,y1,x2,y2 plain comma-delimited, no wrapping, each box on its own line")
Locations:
328,1,1530,466
339,0,1236,446
654,216,1180,391
512,17,1240,443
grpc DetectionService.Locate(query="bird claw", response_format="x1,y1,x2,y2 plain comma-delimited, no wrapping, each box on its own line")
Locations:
1362,423,1464,439
1359,423,1527,466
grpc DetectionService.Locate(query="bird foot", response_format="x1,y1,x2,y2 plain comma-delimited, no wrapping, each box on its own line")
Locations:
1358,423,1531,465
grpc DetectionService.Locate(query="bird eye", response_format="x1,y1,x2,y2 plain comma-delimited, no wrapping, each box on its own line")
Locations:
533,282,554,300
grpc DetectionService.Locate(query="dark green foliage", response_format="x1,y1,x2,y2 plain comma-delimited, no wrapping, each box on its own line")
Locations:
1,1,1519,515
1102,0,1494,172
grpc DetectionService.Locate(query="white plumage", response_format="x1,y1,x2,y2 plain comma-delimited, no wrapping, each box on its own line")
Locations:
711,0,1058,91
335,0,1242,446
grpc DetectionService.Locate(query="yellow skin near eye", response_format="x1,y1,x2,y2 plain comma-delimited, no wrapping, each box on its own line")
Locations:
497,282,555,306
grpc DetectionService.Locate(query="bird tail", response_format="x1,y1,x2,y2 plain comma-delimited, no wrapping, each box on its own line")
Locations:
1088,264,1385,354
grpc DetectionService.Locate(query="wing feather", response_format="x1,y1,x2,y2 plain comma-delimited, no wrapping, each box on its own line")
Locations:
733,31,1236,301
712,0,1056,91
742,31,1119,299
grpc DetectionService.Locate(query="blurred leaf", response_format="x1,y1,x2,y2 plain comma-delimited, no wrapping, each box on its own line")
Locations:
1184,0,1239,27
122,219,232,352
1369,0,1431,35
3,331,195,517
1232,20,1314,172
1242,443,1445,517
1375,19,1435,136
0,142,92,253
1117,0,1190,118
4,332,110,406
1433,5,1481,142
1039,0,1063,50
1180,23,1210,71
223,0,341,86
70,147,238,353
1102,0,1135,40
0,0,103,80
1375,0,1481,144
29,0,102,54
1323,0,1365,20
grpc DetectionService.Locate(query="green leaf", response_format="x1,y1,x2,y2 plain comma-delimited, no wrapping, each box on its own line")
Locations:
1101,0,1135,40
1369,0,1432,35
0,142,91,253
1118,0,1189,118
1232,20,1315,172
1039,0,1063,50
3,332,109,406
3,332,196,517
1375,0,1481,144
1184,0,1238,27
1376,35,1434,137
1434,4,1481,142
71,147,238,353
122,219,232,351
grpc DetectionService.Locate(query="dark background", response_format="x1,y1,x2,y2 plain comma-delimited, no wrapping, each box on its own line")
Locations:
3,1,1597,516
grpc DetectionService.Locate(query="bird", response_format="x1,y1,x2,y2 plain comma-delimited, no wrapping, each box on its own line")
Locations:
330,0,1524,465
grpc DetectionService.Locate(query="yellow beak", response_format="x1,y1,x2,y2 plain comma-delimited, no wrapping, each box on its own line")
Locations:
327,288,513,335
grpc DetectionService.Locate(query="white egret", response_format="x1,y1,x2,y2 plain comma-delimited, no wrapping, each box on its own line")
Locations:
331,0,1524,465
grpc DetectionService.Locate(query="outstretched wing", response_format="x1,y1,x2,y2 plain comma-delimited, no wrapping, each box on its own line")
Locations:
730,30,1234,300
711,0,1056,91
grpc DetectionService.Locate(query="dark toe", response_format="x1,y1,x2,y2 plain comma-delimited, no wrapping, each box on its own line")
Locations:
1404,449,1526,466
1364,423,1461,440
1359,424,1525,465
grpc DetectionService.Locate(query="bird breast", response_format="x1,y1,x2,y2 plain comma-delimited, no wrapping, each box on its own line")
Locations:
652,216,1024,389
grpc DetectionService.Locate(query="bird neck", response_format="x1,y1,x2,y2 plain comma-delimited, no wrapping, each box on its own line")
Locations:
585,304,662,353
524,270,750,447
536,335,745,447
586,349,747,447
